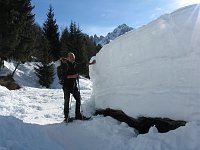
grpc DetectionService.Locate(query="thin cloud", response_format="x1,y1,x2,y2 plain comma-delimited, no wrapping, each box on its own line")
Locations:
155,7,162,11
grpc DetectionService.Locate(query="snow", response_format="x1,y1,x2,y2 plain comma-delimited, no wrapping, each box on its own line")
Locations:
0,115,137,150
90,4,200,121
1,4,200,150
94,24,134,45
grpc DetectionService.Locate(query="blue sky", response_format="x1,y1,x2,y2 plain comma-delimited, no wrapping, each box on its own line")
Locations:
31,0,200,36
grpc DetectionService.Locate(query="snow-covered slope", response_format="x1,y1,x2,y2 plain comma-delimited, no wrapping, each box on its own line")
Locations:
90,4,200,121
94,24,134,45
0,61,70,89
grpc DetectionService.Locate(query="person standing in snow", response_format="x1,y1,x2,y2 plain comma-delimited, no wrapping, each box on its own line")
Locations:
58,52,96,122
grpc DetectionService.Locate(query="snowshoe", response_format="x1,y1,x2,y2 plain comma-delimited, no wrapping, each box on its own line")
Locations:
75,114,91,120
77,116,92,121
64,117,75,123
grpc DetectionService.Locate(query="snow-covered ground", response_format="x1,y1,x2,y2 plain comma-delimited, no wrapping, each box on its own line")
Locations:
1,4,200,150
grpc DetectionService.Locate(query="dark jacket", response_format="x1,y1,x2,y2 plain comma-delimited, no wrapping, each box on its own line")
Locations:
61,61,78,88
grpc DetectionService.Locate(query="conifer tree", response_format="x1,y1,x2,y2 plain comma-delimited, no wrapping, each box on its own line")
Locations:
43,5,60,61
60,27,70,56
0,0,35,73
0,0,17,66
34,36,55,88
13,0,35,59
68,22,88,75
11,0,35,76
31,23,46,60
35,61,55,88
83,35,101,60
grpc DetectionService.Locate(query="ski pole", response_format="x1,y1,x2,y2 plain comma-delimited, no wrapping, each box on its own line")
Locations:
69,94,73,110
77,75,81,99
69,81,76,110
77,75,83,120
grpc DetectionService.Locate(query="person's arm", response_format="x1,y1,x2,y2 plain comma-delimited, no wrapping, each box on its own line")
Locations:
67,74,79,78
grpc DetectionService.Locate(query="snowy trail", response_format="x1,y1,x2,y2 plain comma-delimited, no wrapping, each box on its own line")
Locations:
0,83,93,125
0,86,64,124
15,87,65,124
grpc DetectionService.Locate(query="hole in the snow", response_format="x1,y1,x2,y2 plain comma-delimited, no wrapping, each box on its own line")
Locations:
95,108,186,134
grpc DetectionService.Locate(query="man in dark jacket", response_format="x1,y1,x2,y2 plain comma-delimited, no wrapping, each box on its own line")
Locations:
58,52,95,121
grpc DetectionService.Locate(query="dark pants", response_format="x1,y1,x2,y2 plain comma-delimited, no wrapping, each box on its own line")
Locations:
62,85,81,119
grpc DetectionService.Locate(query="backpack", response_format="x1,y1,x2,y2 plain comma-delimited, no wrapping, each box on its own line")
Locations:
57,65,63,81
57,62,69,85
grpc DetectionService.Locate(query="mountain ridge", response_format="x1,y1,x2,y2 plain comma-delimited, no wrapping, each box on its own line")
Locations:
93,24,134,46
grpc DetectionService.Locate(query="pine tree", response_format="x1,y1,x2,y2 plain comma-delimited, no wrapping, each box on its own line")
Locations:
11,0,35,76
0,0,35,73
60,27,70,56
0,0,22,67
34,5,60,88
34,35,55,88
43,5,60,61
32,24,46,61
68,22,88,75
13,0,35,60
35,62,55,88
83,35,101,60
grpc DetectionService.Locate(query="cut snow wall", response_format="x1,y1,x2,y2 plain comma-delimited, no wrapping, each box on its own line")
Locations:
90,5,200,121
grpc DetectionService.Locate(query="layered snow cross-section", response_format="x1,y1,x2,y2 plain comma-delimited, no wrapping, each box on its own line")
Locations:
90,4,200,121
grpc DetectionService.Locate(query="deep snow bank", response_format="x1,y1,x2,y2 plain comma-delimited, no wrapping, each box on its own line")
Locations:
90,4,200,121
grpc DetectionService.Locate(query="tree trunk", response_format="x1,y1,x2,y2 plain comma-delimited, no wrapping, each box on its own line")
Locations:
11,62,20,77
0,58,4,69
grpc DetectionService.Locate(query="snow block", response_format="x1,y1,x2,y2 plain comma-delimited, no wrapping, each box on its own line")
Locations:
90,4,200,122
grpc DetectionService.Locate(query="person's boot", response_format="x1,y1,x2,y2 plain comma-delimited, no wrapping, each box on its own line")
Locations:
64,116,74,123
68,117,74,122
75,113,89,120
75,113,82,120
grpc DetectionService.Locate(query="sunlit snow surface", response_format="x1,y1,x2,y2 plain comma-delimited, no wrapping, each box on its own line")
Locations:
90,4,200,121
